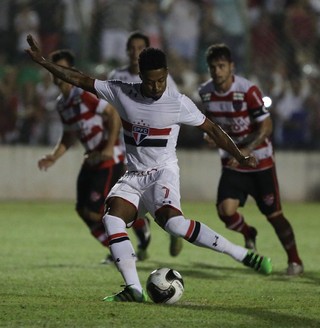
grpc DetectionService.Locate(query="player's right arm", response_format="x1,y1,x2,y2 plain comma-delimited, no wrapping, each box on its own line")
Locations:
25,34,96,94
198,117,257,168
38,131,76,171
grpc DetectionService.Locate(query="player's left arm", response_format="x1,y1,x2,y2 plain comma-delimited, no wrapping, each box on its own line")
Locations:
198,118,257,168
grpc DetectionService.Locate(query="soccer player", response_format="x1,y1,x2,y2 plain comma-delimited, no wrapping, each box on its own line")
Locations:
106,31,183,262
37,49,125,259
198,43,303,276
26,34,273,303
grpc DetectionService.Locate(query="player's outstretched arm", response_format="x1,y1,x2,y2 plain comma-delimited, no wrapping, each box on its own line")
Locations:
25,34,96,94
199,118,257,168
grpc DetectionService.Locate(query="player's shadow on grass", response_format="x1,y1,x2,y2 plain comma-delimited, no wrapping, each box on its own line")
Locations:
269,270,320,285
138,260,261,280
163,303,320,328
139,261,320,286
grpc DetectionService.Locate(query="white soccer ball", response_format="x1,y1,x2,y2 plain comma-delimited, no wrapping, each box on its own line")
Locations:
146,267,184,304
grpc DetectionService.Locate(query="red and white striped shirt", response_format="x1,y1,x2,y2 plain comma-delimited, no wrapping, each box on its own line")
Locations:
57,86,125,168
199,75,274,172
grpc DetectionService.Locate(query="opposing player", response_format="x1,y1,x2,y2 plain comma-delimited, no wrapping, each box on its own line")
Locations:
26,35,273,303
37,49,125,260
106,31,183,261
198,43,303,276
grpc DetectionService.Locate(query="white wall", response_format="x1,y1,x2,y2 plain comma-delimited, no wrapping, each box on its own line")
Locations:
1,146,320,201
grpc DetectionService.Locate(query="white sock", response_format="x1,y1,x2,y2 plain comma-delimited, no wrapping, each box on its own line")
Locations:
165,215,247,262
102,214,142,293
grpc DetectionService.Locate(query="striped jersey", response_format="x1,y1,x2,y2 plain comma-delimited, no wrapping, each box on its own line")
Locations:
56,86,125,168
198,75,274,172
94,79,205,171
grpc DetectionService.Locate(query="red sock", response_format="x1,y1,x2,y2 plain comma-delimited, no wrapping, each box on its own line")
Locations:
219,212,251,238
268,214,302,264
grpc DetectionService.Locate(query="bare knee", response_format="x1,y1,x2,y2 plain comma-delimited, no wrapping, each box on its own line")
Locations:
104,197,137,226
155,206,182,228
76,207,102,222
217,199,239,217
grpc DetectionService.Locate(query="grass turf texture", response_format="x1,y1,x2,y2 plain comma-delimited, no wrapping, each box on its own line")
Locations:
0,201,319,328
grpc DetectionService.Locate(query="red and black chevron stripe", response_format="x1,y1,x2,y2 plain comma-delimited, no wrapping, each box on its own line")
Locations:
184,220,201,243
107,232,129,246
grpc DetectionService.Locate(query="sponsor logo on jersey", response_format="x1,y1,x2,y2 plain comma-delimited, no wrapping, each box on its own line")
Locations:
132,125,149,145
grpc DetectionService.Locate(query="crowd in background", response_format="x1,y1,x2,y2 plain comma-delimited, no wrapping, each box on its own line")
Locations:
1,0,320,150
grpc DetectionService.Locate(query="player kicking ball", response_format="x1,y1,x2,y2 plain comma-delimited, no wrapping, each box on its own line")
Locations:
25,34,272,303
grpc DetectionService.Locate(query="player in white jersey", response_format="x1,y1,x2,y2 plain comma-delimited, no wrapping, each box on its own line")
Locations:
104,31,183,262
37,49,125,260
199,43,303,276
26,35,273,303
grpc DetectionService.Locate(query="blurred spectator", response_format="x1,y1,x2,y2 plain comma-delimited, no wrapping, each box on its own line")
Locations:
0,66,19,143
162,0,201,71
308,0,320,66
0,0,12,61
97,0,138,66
283,0,317,67
213,0,247,73
13,1,40,63
60,0,94,62
272,76,310,148
196,1,223,83
304,69,320,149
250,7,281,73
136,0,164,49
16,81,42,144
34,0,63,57
35,71,62,146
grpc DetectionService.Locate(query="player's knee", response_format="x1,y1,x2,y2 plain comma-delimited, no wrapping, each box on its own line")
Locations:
77,207,102,225
217,208,237,220
155,206,181,228
217,202,237,218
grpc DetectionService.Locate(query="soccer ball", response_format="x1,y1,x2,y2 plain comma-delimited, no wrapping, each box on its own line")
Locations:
146,267,184,304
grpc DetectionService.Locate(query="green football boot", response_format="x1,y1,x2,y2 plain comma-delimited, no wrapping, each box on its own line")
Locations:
103,285,148,303
242,251,272,275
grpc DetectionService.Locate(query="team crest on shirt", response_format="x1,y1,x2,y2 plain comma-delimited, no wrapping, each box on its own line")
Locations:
132,125,149,145
232,92,244,111
201,93,211,102
263,193,275,206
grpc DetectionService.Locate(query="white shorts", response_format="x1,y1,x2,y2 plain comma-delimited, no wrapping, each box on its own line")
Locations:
106,165,182,220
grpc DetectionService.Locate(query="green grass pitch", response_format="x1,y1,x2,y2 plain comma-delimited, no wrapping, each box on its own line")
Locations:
0,201,319,327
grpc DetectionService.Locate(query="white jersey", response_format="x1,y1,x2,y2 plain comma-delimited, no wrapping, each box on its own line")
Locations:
94,79,205,172
108,66,179,93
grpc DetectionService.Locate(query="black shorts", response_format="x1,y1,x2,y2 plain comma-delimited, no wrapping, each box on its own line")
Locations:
217,167,282,216
76,162,125,215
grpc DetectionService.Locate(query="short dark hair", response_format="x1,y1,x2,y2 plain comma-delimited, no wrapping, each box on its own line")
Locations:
206,44,232,64
126,31,150,50
49,49,75,66
138,48,167,73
